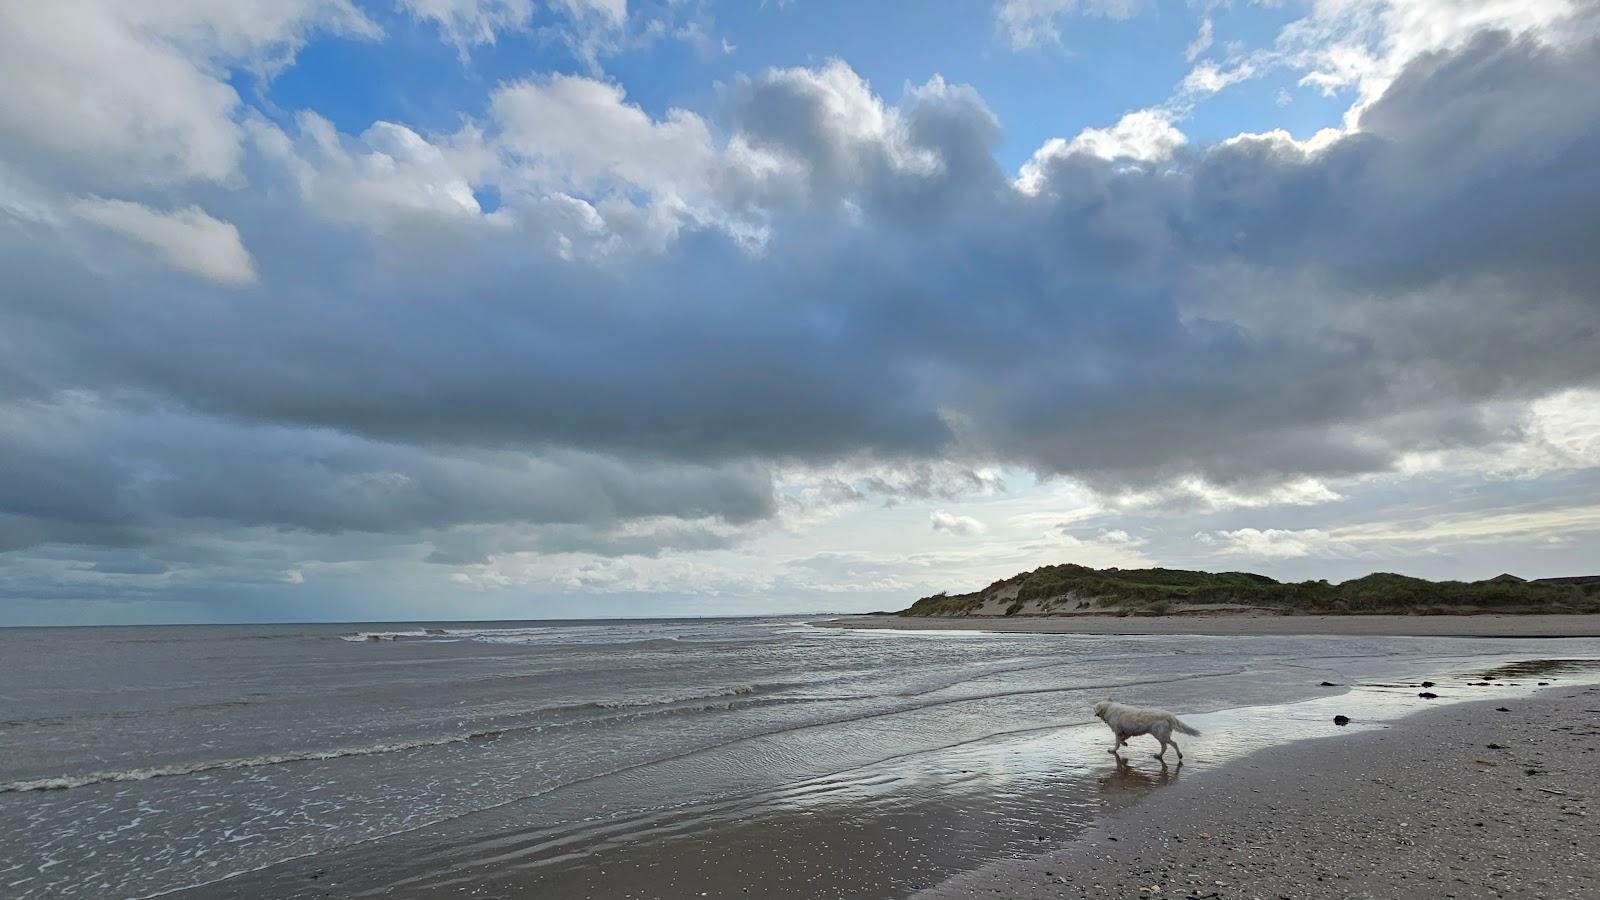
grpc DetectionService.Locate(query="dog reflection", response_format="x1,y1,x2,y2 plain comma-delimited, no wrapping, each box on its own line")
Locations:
1099,755,1181,794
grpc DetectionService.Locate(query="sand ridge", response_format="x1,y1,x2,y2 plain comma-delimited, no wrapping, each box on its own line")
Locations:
815,613,1600,638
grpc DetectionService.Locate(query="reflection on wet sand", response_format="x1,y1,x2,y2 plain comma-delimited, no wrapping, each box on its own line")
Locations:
1476,658,1600,681
183,653,1600,900
1099,756,1181,794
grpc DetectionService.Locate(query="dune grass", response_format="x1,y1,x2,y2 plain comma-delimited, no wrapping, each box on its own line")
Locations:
902,566,1600,617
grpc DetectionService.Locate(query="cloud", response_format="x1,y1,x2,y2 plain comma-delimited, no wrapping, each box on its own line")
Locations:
1289,0,1589,110
9,33,1600,488
1186,17,1214,63
1017,109,1186,192
1171,0,1591,122
1034,526,1154,568
451,550,777,594
400,0,536,51
1181,59,1259,96
996,0,1148,49
777,462,1004,525
930,510,987,536
4,14,1600,616
0,395,774,557
399,0,636,65
1096,528,1138,545
1196,527,1342,559
72,198,257,285
1197,501,1600,561
491,74,713,193
1333,504,1600,547
1395,388,1600,478
1104,478,1344,515
561,0,628,28
253,114,487,232
723,61,1003,216
0,0,378,188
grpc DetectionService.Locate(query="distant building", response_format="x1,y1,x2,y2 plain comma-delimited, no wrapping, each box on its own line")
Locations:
1531,575,1600,586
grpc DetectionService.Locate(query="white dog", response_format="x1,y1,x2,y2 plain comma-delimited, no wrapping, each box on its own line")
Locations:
1092,700,1200,761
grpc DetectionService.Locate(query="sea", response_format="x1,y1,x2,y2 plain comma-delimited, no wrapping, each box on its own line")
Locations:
4,618,1599,899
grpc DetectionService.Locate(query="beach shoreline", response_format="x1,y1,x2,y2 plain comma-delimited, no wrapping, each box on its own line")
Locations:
167,652,1600,900
814,613,1600,638
919,683,1600,899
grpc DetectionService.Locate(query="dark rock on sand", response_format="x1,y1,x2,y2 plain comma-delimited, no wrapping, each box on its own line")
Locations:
1421,681,1435,688
1496,706,1511,711
1418,691,1439,699
1319,681,1339,687
1334,715,1351,726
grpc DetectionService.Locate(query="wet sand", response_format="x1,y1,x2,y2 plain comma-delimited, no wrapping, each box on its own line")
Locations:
921,684,1600,900
818,613,1600,638
181,658,1600,899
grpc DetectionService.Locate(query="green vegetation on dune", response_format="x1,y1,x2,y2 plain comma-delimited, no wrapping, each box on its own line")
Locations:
901,565,1600,617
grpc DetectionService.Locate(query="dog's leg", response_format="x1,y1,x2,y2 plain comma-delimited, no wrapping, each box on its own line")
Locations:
1108,732,1125,754
1170,738,1182,760
1154,738,1167,761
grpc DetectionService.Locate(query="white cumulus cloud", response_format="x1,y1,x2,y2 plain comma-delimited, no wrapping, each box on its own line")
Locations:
0,0,378,188
71,198,256,285
1196,528,1341,559
1017,109,1185,192
931,510,987,536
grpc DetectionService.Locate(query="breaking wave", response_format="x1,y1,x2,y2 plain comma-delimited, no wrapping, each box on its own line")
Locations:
339,629,435,642
0,732,496,794
585,684,758,710
339,625,692,646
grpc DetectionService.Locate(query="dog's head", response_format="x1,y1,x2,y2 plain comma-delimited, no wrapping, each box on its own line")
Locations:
1092,700,1110,720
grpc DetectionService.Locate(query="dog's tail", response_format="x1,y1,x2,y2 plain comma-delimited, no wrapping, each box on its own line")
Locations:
1172,718,1201,736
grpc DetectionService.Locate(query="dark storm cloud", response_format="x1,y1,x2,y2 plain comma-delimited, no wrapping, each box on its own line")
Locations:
0,398,774,554
2,28,1599,567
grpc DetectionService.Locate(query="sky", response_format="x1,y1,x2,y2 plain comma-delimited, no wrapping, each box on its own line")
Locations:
2,0,1599,625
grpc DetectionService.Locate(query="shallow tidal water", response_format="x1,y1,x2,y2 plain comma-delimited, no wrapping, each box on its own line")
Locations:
3,619,1597,899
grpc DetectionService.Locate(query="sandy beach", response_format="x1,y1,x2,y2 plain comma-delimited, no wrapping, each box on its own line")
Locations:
21,624,1599,900
921,684,1600,899
12,5,1600,900
167,650,1600,900
817,613,1600,638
